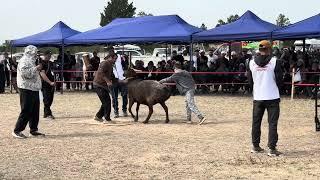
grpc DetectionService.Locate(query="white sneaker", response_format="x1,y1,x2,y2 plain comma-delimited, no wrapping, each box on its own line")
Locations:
12,132,27,139
104,120,116,124
198,117,206,125
184,121,192,124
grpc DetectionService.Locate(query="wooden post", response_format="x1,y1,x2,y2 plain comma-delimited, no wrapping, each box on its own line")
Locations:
291,68,295,100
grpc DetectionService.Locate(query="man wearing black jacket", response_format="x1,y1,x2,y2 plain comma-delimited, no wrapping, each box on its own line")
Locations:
247,40,283,157
3,52,11,87
40,51,56,119
0,55,5,93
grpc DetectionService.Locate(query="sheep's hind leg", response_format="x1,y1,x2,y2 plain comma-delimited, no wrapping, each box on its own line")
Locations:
135,103,140,122
128,99,135,120
160,102,169,123
143,105,153,124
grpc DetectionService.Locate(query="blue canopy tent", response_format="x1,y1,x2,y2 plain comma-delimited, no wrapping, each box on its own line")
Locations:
12,21,80,47
192,11,279,42
273,13,320,40
65,15,202,45
11,21,80,94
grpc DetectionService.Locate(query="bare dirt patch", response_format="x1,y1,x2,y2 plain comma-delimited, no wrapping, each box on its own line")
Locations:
0,92,319,179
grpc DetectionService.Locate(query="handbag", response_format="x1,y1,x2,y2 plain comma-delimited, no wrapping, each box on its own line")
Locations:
294,68,302,83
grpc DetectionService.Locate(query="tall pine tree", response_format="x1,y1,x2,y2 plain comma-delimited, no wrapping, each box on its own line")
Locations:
100,0,136,26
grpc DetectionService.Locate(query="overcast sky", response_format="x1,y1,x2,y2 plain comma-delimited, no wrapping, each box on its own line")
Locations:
1,0,319,44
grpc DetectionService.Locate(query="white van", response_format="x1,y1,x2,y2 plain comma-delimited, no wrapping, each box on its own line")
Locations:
294,39,320,52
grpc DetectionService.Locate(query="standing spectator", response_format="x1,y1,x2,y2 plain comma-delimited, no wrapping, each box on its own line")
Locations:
83,54,94,90
66,51,76,68
12,45,45,138
197,50,209,93
40,50,56,119
214,51,229,92
52,55,62,91
90,51,101,90
192,49,200,70
0,55,5,93
10,56,18,93
111,54,128,118
3,52,11,87
229,51,238,72
207,49,218,70
71,57,83,90
198,50,209,71
247,40,283,156
159,62,206,125
171,50,184,65
90,51,100,73
57,49,71,90
93,51,118,122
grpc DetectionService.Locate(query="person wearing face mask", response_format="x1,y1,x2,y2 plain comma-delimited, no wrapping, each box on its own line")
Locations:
12,45,45,139
247,40,283,157
159,62,206,125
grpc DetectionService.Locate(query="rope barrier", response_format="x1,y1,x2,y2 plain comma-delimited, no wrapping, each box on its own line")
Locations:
48,70,320,89
52,70,320,74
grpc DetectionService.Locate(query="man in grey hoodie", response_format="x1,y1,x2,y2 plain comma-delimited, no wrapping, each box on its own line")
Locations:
159,62,206,125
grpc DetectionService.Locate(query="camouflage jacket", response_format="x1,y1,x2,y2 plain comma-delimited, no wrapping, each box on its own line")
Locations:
17,56,42,91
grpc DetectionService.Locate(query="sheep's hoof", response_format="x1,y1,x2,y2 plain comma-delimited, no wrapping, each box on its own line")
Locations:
142,121,149,124
134,117,138,122
165,120,170,123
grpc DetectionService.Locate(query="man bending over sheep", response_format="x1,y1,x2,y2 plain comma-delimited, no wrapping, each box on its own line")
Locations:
159,62,206,125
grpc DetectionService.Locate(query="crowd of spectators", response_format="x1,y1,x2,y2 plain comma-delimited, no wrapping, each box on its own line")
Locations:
2,47,320,97
131,48,320,97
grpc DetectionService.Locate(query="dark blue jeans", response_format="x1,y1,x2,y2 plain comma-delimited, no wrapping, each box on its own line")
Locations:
111,83,128,114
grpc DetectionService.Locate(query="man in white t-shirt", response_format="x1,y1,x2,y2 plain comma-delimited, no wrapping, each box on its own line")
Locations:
247,40,283,157
111,54,128,118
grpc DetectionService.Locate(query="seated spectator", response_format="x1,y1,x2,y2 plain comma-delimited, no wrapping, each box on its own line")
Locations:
146,61,157,80
156,60,168,81
134,60,146,79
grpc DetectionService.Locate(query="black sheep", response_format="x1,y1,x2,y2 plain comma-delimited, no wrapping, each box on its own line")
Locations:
123,68,171,124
